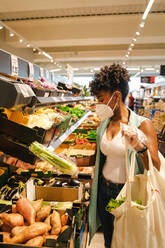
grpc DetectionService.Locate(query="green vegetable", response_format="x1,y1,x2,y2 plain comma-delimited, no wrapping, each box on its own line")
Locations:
30,141,78,175
106,197,126,212
106,197,144,213
57,106,85,118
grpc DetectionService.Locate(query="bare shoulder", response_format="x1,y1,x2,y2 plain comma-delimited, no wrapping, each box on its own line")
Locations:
139,119,157,137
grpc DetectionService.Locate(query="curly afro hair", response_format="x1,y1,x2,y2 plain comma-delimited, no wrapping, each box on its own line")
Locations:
90,64,130,102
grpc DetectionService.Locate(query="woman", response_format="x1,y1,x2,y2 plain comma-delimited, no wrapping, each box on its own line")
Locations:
88,64,160,248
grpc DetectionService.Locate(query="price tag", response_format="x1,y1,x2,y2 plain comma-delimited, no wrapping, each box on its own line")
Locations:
17,84,30,97
26,179,36,201
11,54,18,76
44,92,49,97
28,62,34,80
40,67,44,78
46,70,49,81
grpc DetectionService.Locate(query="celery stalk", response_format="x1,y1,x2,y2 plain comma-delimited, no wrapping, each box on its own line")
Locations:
30,141,77,175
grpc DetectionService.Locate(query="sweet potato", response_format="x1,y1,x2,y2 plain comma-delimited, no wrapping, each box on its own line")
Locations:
25,236,44,246
45,234,58,240
44,215,51,226
60,225,70,233
0,232,10,243
44,234,58,244
36,206,51,222
51,211,61,235
61,213,69,226
16,197,36,225
11,226,27,236
32,199,43,213
12,205,17,213
8,222,50,244
0,213,24,228
1,224,12,233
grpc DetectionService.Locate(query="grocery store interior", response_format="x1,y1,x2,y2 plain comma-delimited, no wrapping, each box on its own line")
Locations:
0,0,164,247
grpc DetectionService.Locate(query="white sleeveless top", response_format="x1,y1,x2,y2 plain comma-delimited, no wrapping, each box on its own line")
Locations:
100,129,126,183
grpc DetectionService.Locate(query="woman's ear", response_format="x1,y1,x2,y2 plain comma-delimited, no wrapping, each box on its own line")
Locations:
114,90,122,101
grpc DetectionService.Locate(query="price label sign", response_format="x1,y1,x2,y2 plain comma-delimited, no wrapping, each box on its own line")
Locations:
28,62,34,80
11,54,18,76
40,67,44,78
46,70,49,81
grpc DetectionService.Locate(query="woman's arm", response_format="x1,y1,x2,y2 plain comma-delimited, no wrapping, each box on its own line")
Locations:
139,119,160,171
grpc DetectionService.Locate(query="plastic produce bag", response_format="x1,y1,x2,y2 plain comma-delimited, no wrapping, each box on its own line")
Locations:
120,123,148,151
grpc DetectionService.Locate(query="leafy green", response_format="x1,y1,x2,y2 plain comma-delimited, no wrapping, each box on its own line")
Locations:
57,106,85,118
106,197,126,212
106,197,144,212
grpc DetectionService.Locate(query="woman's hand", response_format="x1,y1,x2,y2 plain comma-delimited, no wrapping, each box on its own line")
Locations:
121,123,147,151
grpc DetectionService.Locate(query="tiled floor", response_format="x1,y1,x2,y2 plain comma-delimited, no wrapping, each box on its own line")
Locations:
87,231,104,248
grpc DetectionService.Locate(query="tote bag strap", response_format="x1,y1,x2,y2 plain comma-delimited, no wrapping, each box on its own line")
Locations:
125,141,136,203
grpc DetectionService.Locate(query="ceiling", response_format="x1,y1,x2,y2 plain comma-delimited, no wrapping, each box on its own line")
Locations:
0,0,165,77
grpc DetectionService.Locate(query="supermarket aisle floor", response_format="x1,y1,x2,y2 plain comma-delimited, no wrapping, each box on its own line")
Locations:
87,231,104,248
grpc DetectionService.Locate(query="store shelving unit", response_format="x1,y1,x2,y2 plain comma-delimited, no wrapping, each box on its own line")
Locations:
135,81,165,133
0,48,94,248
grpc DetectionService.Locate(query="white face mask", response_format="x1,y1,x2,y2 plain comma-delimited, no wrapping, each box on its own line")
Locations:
95,93,118,121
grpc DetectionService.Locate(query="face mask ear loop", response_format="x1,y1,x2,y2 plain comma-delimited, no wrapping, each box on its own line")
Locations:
112,100,118,111
106,92,115,106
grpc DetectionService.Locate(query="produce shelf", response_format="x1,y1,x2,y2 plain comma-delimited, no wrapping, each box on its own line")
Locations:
35,96,94,108
48,111,92,151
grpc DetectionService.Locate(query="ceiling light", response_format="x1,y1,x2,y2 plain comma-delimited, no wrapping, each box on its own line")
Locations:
73,68,79,71
90,69,94,73
94,67,100,71
136,31,140,36
33,48,37,52
38,51,41,55
139,21,145,28
50,69,61,72
27,44,30,47
125,54,129,58
133,38,136,42
122,62,126,65
140,69,144,72
9,33,14,37
59,65,62,68
142,0,155,20
128,47,132,51
0,25,3,30
156,69,159,73
51,59,54,63
42,51,52,60
19,39,23,43
145,67,155,71
130,43,134,47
